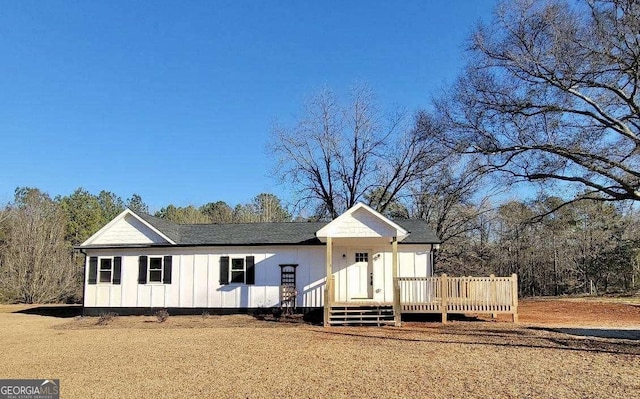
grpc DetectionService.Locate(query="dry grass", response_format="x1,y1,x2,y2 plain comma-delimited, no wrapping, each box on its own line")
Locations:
1,304,639,398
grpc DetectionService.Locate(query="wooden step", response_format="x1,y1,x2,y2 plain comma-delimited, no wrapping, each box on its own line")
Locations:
330,309,394,314
328,320,395,325
328,304,396,326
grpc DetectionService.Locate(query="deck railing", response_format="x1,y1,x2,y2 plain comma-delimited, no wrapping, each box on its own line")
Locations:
396,274,518,323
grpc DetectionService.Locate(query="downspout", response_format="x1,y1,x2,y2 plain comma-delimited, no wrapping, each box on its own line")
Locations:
78,248,87,316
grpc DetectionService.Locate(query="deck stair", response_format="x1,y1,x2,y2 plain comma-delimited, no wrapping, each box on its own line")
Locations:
328,304,395,326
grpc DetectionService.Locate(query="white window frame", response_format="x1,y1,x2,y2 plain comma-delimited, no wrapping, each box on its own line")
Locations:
98,257,114,284
147,256,165,284
230,258,246,284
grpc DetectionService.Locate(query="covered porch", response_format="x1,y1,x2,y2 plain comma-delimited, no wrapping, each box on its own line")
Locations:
314,203,518,327
315,203,417,327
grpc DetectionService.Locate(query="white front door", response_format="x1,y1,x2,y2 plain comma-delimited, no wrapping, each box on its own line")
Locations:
349,251,373,299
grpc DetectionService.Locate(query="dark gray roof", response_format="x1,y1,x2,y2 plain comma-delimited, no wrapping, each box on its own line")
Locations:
135,212,182,243
393,219,441,244
132,210,440,246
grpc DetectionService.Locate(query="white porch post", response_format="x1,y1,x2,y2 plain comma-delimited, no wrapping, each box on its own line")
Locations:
324,236,333,327
392,236,401,326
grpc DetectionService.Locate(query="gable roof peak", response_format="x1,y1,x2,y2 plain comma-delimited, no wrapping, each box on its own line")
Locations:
315,202,409,241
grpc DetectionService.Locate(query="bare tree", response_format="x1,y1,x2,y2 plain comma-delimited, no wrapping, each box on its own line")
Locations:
270,85,428,218
0,189,78,303
437,0,640,206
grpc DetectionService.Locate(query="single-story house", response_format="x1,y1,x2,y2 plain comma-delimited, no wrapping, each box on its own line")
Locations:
78,203,441,325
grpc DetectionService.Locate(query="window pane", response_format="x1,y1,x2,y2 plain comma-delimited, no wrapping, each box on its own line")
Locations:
231,259,244,270
150,257,162,270
100,258,112,270
231,271,244,283
149,270,162,282
356,253,368,262
99,270,111,283
99,259,112,283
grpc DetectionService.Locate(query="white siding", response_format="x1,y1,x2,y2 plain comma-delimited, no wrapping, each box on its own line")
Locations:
83,244,434,310
87,214,169,245
329,208,397,238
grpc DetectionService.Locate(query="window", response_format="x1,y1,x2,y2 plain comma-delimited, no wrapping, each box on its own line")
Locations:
231,258,245,283
149,257,163,283
355,252,368,262
219,256,255,285
137,256,172,285
99,258,112,283
88,256,122,285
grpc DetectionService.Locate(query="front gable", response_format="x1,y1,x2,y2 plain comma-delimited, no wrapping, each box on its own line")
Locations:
81,209,175,247
316,203,409,241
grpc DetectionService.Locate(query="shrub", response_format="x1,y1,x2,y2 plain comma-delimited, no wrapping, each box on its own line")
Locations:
96,312,117,326
155,309,169,323
202,311,210,319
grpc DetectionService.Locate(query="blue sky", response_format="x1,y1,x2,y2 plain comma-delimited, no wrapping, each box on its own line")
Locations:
0,0,498,211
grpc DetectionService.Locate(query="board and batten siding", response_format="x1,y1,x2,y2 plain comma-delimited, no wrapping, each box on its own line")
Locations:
84,246,327,309
84,244,434,310
330,244,432,303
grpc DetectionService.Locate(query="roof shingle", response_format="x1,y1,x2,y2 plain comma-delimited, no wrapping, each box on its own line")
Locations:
132,210,440,246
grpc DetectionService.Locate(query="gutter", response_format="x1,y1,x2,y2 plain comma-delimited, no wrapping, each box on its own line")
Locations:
74,240,441,251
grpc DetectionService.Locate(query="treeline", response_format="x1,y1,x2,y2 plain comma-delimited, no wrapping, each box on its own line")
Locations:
432,195,640,297
0,187,292,303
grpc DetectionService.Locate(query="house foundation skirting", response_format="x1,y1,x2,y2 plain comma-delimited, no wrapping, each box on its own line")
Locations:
82,306,322,317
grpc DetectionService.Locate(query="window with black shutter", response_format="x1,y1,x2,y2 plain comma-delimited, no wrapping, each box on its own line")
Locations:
137,256,173,285
222,256,256,284
89,256,121,284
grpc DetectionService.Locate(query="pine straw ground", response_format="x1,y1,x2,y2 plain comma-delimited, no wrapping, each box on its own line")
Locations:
0,301,639,399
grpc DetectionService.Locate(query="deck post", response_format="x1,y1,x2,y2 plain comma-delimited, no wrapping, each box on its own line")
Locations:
392,236,401,326
324,237,333,327
511,273,519,323
440,273,448,324
490,274,497,319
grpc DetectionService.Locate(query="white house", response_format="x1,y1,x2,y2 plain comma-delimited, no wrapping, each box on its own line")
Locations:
78,203,441,325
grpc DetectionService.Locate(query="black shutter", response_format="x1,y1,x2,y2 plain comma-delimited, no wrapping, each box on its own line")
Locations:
138,256,148,284
220,256,229,285
163,256,172,284
113,257,122,285
245,256,255,285
88,257,98,285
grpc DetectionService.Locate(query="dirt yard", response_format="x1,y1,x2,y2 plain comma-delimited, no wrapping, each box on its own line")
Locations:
481,297,640,327
0,299,638,398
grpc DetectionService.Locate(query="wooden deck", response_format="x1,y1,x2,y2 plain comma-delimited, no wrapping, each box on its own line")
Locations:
324,274,519,326
397,274,519,323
